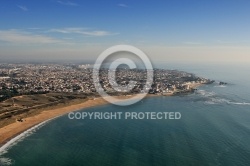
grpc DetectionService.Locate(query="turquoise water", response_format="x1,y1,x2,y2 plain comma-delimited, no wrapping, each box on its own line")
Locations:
0,63,250,166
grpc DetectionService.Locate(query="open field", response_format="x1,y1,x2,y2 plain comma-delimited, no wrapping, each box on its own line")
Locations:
0,93,94,128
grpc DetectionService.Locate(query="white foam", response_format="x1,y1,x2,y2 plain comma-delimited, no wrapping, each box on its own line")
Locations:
228,101,250,105
204,101,216,105
211,98,229,104
0,116,59,155
197,89,250,106
214,85,227,88
0,157,12,165
0,120,48,155
197,90,216,97
204,97,250,106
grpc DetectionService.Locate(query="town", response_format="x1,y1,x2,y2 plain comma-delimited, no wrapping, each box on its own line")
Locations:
0,63,213,102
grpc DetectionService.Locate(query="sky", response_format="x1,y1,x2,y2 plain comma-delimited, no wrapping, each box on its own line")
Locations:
0,0,250,64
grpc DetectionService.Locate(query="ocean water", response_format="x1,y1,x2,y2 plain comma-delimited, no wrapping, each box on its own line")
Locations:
0,63,250,166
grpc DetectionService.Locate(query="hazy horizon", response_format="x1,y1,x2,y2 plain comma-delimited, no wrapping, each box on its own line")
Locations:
1,0,250,64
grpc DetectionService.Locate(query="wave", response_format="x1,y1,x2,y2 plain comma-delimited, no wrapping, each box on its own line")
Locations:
228,102,250,105
196,90,250,105
196,90,216,97
207,97,250,105
0,116,59,157
204,101,216,105
0,120,49,155
0,157,12,166
214,85,227,88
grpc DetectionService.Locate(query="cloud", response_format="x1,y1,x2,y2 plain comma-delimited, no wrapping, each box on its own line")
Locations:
49,28,119,36
57,1,78,6
17,5,28,11
0,30,63,44
0,27,118,46
118,3,128,8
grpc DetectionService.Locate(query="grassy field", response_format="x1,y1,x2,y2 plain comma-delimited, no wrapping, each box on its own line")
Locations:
0,93,95,128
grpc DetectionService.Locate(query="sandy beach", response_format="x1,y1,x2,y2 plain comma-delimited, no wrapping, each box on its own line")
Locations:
0,94,148,146
0,84,202,146
0,97,109,145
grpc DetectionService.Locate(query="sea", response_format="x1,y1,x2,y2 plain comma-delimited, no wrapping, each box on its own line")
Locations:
0,62,250,166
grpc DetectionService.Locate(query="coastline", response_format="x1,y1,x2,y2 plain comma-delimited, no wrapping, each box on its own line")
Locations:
0,83,202,147
0,94,147,146
0,97,108,146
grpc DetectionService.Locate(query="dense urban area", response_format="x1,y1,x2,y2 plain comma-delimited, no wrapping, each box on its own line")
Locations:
0,63,213,102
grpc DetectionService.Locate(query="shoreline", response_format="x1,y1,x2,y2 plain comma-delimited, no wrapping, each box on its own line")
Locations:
0,83,202,147
0,96,108,146
0,94,148,146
